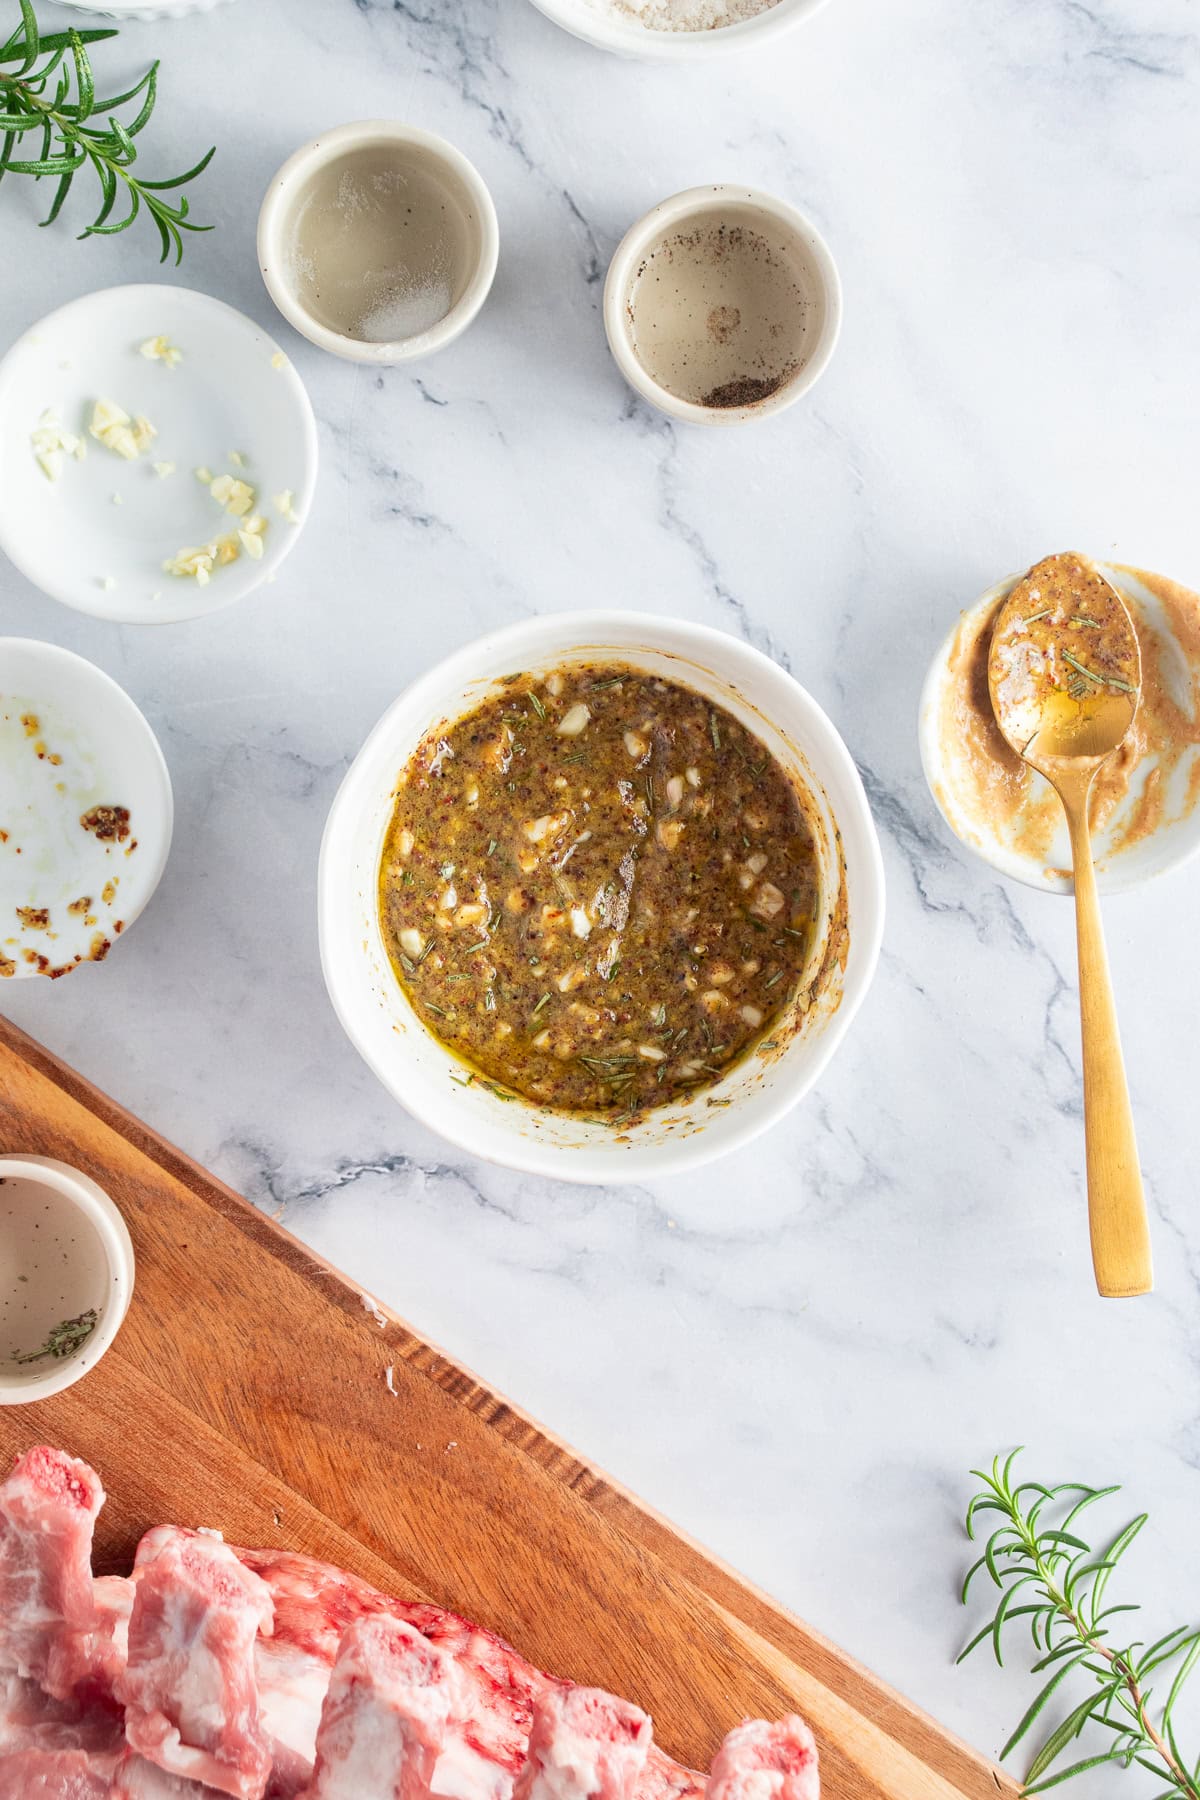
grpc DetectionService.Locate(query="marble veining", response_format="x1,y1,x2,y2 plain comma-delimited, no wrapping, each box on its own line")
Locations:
3,0,1200,1789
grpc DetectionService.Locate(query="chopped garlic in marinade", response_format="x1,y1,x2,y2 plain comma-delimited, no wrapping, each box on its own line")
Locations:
273,489,301,524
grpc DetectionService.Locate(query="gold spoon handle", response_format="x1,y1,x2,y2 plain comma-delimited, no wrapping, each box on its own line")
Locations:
1062,790,1153,1298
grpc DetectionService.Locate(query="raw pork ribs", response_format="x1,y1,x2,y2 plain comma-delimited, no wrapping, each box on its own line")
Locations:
0,1447,820,1800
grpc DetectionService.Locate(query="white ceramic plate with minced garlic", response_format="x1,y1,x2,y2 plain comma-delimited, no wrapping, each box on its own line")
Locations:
0,285,317,624
0,638,172,980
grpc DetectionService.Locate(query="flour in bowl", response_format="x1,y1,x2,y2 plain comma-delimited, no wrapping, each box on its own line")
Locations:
583,0,782,28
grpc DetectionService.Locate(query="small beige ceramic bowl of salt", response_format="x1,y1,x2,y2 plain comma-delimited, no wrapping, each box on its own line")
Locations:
526,0,831,60
258,122,499,365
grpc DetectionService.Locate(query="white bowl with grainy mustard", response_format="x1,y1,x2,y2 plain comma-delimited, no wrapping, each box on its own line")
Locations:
319,613,883,1183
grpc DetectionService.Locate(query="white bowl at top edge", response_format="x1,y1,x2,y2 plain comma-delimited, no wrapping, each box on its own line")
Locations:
918,565,1200,897
257,121,500,366
0,285,317,625
0,1155,135,1405
1,638,173,980
52,0,231,16
318,612,885,1185
525,0,831,60
603,185,842,426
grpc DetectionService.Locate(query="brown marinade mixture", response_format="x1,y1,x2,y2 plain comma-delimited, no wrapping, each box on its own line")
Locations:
379,664,820,1118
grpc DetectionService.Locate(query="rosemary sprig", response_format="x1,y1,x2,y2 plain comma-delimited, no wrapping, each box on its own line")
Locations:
960,1451,1200,1796
15,1307,98,1363
0,0,214,262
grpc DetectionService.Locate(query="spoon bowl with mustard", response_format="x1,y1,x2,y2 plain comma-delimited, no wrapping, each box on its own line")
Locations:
988,552,1152,1297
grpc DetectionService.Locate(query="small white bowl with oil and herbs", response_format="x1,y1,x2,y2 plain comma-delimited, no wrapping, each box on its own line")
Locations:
0,1155,134,1406
920,561,1200,895
319,613,884,1183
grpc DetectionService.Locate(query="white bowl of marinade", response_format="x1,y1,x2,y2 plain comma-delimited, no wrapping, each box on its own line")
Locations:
319,613,884,1182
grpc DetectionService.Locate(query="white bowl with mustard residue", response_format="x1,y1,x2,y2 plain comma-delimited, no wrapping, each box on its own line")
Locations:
319,613,884,1183
920,562,1200,896
1,638,173,981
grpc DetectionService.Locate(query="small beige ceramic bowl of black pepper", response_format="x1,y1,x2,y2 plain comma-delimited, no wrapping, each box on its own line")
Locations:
604,185,841,425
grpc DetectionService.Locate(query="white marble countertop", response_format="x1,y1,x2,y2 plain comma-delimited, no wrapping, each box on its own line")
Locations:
4,0,1200,1789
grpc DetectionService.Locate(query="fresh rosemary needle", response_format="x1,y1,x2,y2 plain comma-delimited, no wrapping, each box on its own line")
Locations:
0,0,215,262
1061,650,1103,686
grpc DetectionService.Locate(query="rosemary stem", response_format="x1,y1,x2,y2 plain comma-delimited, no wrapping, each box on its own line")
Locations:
1012,1509,1199,1796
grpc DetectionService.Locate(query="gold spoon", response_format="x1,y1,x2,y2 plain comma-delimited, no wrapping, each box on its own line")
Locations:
988,552,1152,1298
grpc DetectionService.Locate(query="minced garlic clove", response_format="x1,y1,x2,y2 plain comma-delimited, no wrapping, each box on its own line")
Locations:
30,409,86,481
89,398,157,461
208,473,256,518
163,544,218,586
749,881,785,919
139,335,182,368
556,702,591,737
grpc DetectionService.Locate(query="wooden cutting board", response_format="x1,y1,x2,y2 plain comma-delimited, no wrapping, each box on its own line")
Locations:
0,1015,1012,1800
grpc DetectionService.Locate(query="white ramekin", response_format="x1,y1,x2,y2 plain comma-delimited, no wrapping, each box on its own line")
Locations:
525,0,832,61
319,612,884,1183
603,185,842,425
258,121,499,366
0,1156,135,1406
